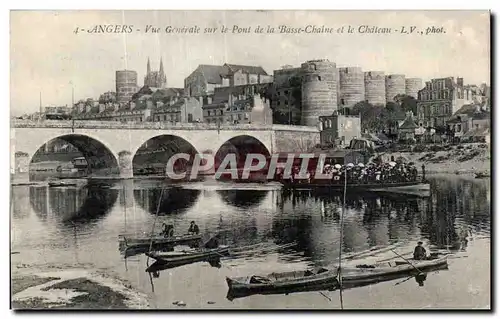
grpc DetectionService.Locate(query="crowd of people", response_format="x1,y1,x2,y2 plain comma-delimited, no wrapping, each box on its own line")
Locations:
276,161,424,185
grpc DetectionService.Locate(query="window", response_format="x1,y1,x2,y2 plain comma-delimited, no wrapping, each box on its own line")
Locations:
163,115,167,121
318,76,322,81
188,113,193,122
277,101,281,106
284,90,289,95
238,114,242,120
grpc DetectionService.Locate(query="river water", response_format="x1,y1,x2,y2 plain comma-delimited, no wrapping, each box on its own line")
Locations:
10,175,491,309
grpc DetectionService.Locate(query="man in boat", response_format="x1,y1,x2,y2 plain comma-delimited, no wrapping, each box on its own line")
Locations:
188,221,200,235
413,241,427,260
160,223,174,238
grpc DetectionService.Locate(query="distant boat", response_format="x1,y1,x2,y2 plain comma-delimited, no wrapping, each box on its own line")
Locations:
48,181,77,187
475,172,490,179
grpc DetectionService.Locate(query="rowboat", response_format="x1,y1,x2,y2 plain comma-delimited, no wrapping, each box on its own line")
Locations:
145,246,230,264
119,234,202,250
225,267,338,300
228,242,297,258
475,172,490,179
340,256,449,289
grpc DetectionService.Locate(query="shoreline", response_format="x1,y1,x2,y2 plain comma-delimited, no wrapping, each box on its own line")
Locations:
11,265,150,310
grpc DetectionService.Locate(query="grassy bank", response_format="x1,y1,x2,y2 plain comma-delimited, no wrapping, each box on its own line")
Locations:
380,143,491,175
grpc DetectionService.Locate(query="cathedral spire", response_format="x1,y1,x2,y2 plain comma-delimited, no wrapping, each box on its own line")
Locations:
159,58,166,87
147,57,151,75
159,58,164,75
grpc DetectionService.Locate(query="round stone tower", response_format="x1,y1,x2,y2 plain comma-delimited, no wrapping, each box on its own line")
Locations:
364,71,386,105
385,74,406,103
338,67,365,108
405,78,423,99
300,60,337,126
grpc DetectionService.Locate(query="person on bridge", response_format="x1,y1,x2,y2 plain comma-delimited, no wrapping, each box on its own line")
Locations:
413,241,427,260
188,221,199,235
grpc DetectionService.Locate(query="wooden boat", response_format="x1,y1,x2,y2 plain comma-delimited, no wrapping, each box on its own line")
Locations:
475,172,490,179
145,246,230,264
225,267,339,299
228,242,297,257
339,256,449,289
48,181,78,187
119,234,202,250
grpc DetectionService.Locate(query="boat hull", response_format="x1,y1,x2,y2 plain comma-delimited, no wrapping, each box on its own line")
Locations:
145,247,229,264
226,269,339,300
119,234,202,249
340,257,448,288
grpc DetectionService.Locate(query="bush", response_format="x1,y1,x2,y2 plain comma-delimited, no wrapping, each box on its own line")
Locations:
413,145,427,153
430,145,444,152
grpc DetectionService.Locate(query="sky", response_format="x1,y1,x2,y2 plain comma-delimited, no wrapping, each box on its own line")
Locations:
10,10,490,116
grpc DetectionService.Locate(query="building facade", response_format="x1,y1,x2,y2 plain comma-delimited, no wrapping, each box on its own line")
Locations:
184,63,272,98
416,77,475,128
318,112,361,146
202,84,273,125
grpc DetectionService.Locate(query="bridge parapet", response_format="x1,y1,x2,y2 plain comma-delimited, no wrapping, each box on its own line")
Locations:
12,119,320,132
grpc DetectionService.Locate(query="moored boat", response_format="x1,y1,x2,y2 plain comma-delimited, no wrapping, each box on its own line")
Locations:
475,172,490,179
225,267,339,299
145,246,229,264
119,234,202,250
340,256,449,289
48,181,78,187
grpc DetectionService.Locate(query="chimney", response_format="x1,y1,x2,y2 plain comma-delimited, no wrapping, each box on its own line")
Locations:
457,77,464,87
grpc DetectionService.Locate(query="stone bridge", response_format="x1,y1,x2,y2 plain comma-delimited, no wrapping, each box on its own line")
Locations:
11,120,320,182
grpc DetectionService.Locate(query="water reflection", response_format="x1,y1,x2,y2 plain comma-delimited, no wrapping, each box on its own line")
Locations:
13,177,491,274
28,186,118,225
217,190,267,209
133,187,200,215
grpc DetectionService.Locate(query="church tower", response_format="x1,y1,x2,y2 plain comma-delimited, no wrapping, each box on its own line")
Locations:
147,57,151,75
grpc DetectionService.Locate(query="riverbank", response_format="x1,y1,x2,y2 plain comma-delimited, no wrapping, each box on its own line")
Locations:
380,143,490,175
11,264,149,309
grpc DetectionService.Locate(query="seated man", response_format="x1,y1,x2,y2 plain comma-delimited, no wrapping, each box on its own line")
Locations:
188,221,200,235
413,241,427,260
160,223,174,238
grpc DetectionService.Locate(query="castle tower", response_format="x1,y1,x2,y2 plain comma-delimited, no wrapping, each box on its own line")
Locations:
364,71,386,105
300,59,337,126
338,67,365,108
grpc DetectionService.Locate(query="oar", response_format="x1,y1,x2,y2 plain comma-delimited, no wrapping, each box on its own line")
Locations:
394,275,413,286
319,291,332,301
390,249,423,275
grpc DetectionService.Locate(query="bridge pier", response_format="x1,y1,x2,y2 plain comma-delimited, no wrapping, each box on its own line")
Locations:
118,151,134,179
11,153,30,184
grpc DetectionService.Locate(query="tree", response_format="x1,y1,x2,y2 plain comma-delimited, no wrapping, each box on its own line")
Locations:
395,94,418,115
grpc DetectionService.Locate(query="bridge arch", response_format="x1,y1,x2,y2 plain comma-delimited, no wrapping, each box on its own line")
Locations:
28,134,120,181
132,134,200,177
214,135,271,171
